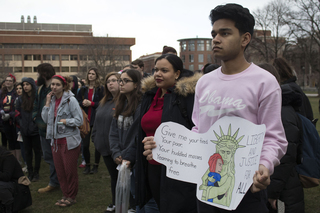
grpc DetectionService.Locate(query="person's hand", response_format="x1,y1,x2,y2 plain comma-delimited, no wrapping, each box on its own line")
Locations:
251,164,270,193
123,160,131,168
1,113,10,121
268,198,277,210
115,156,123,165
46,92,53,106
142,136,156,160
82,99,91,107
59,119,67,125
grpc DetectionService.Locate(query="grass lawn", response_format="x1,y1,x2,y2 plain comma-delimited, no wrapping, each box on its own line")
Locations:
10,95,320,212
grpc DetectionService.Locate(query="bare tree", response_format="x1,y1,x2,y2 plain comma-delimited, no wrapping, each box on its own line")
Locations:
249,0,292,63
79,37,128,78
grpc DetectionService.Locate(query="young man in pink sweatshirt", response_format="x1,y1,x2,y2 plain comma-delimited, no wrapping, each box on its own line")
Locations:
192,4,288,213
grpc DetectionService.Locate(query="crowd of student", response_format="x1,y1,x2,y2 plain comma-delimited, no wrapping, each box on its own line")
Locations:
0,3,314,213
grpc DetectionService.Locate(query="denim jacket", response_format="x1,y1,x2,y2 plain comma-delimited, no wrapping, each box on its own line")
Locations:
41,91,83,150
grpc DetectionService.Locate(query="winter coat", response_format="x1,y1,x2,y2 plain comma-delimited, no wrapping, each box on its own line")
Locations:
109,103,141,163
92,98,115,157
76,85,104,126
267,84,304,213
135,73,202,213
41,91,83,150
282,76,313,121
15,77,39,137
0,88,18,122
0,153,24,182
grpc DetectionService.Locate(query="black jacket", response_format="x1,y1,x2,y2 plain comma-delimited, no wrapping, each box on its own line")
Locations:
282,77,313,121
15,97,39,136
0,152,24,182
267,84,304,213
135,74,201,213
76,86,104,126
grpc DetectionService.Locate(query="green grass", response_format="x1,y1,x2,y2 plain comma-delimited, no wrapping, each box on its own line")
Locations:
20,145,112,213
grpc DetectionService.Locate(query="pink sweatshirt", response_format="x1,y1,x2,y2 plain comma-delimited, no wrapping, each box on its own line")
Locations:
192,63,287,175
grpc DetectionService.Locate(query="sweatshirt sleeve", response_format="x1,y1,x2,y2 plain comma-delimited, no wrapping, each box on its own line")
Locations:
191,82,200,133
109,117,122,161
258,87,288,175
65,97,83,127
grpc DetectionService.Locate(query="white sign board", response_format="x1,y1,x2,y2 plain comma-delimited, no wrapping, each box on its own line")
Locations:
153,116,265,210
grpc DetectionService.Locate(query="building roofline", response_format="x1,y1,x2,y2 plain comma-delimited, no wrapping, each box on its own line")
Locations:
177,38,212,41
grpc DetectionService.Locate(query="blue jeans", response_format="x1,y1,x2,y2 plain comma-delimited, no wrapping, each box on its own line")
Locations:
40,136,59,187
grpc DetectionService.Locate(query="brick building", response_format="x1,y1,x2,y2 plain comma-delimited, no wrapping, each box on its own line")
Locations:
0,16,135,81
138,52,162,74
177,38,213,71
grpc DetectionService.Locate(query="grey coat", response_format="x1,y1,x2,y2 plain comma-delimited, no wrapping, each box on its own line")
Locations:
91,98,115,156
41,91,83,150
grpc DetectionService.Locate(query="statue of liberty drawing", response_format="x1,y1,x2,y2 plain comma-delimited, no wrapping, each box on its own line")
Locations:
199,124,245,207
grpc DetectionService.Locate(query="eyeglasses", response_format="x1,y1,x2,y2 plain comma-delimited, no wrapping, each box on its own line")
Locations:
106,79,117,84
117,78,133,85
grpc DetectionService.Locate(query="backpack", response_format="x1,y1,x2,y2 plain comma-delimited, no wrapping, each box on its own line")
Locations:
67,98,90,138
295,113,320,188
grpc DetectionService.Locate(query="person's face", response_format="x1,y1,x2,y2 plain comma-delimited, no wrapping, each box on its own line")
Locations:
87,70,97,82
51,79,64,96
211,19,249,61
5,77,14,88
216,158,223,174
78,82,81,88
218,146,232,164
106,75,119,95
22,82,32,94
154,59,180,90
16,85,23,96
118,73,136,95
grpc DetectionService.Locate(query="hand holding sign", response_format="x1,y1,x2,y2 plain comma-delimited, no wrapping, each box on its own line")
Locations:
152,116,266,210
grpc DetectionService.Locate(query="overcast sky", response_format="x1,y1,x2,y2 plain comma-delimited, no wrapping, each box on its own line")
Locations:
0,0,271,60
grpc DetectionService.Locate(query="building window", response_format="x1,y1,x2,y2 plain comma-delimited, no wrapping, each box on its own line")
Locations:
70,67,78,72
69,45,78,49
181,41,187,52
52,55,59,60
188,41,195,51
24,55,32,60
54,67,60,72
189,54,194,63
181,55,185,63
3,44,23,49
198,64,203,70
61,45,70,49
0,55,2,60
197,40,204,51
88,55,94,60
198,54,204,63
80,55,87,61
70,55,78,60
43,55,51,60
61,55,69,61
207,54,212,63
33,55,41,60
24,67,32,72
14,67,22,72
5,55,13,61
14,55,22,61
42,44,60,49
189,64,194,71
206,40,212,51
62,67,69,72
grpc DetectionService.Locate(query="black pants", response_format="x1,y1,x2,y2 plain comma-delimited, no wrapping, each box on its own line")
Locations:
147,164,162,209
3,122,19,150
197,189,268,213
22,134,41,174
0,130,7,148
83,128,101,165
103,155,118,205
0,181,14,205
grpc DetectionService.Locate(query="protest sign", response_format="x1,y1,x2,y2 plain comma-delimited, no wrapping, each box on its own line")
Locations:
153,116,265,210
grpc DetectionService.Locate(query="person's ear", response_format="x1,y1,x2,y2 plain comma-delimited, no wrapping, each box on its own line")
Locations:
175,70,181,80
241,32,251,48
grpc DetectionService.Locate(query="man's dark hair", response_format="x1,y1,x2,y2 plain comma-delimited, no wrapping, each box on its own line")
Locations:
131,59,144,68
209,4,255,37
36,63,55,80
